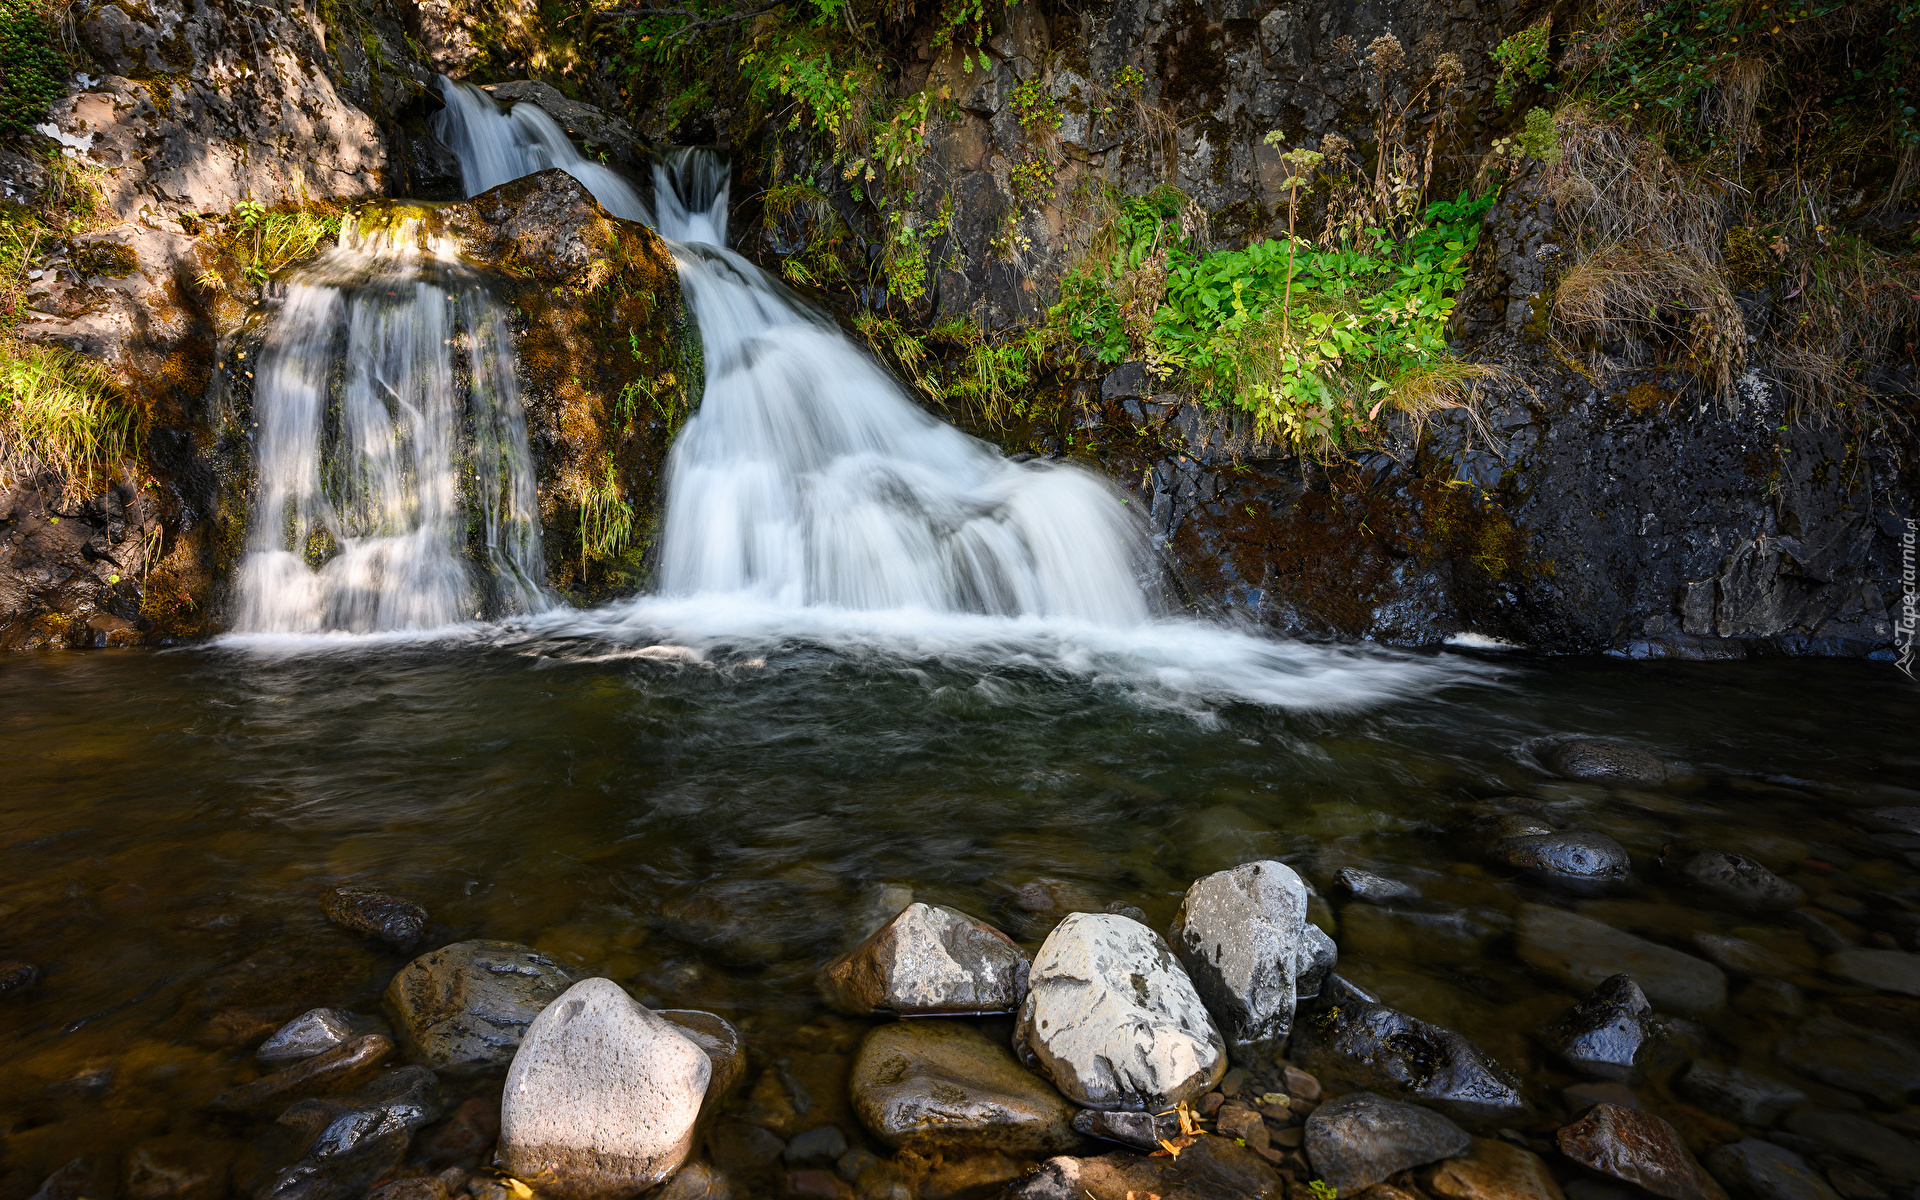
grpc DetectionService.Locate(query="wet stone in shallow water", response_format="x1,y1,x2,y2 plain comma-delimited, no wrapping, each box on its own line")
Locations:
1335,867,1421,904
1517,905,1727,1016
1304,1091,1472,1194
1771,1016,1920,1106
1781,1112,1920,1184
257,1007,354,1064
252,1067,442,1200
1676,1060,1804,1126
816,901,1029,1016
1168,860,1318,1064
1680,853,1806,912
323,887,429,950
1544,739,1669,785
383,940,573,1074
208,1033,395,1113
851,1018,1079,1154
1826,948,1920,997
1541,974,1652,1082
1704,1140,1840,1200
1424,1136,1567,1200
1491,832,1632,893
1070,1107,1180,1151
0,960,40,996
1556,1103,1727,1200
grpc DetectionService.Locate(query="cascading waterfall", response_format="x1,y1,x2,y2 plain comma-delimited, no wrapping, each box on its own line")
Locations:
232,216,545,633
434,77,651,223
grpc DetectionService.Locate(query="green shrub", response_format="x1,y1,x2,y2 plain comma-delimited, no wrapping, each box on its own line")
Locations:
0,0,68,137
1492,20,1552,107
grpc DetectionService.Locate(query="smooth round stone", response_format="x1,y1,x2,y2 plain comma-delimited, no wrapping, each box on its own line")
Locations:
1556,1104,1727,1200
1304,1091,1471,1194
1827,948,1920,997
1705,1140,1839,1200
1544,739,1669,786
1426,1136,1567,1200
1493,832,1631,892
257,1008,354,1064
1677,1060,1804,1126
1773,1015,1920,1105
384,940,575,1074
1517,905,1727,1016
849,1019,1079,1155
1681,852,1805,911
323,887,429,950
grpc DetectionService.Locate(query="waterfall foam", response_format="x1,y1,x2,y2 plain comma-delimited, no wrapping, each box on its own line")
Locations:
232,216,545,633
434,78,651,222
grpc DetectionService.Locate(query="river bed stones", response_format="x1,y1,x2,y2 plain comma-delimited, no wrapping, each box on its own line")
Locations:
1705,1140,1840,1200
1305,1091,1472,1194
1168,860,1318,1063
1070,1108,1181,1151
497,977,711,1200
0,960,39,997
1015,911,1226,1111
1557,1104,1727,1200
1518,905,1727,1015
1781,1112,1920,1183
208,1033,395,1113
657,1009,746,1104
1541,975,1653,1081
1544,739,1669,785
323,888,429,950
1491,832,1632,893
1293,977,1526,1125
1425,1137,1567,1200
850,1018,1079,1154
1826,948,1920,996
257,1008,353,1064
251,1068,443,1200
1680,854,1805,912
1677,1061,1804,1126
817,902,1029,1016
1335,867,1421,904
384,940,574,1074
1012,1136,1282,1200
1771,1016,1920,1105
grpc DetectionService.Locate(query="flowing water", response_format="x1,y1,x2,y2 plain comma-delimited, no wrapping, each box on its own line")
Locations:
3,81,1916,1200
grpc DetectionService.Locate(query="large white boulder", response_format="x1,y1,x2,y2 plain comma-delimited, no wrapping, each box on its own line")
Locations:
817,902,1030,1015
498,978,712,1199
1014,912,1226,1111
1168,859,1320,1061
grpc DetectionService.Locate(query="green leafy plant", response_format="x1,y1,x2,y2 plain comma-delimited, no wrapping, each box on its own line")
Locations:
1309,1181,1339,1200
0,0,69,136
1492,19,1552,107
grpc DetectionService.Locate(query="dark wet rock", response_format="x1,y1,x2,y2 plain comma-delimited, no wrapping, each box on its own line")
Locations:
1827,948,1920,997
258,1009,354,1064
251,1068,442,1200
817,902,1029,1016
1071,1108,1181,1151
1705,1140,1840,1200
1283,1064,1323,1101
383,940,573,1074
1859,808,1920,835
657,888,793,967
1681,854,1806,912
1556,1104,1728,1200
1015,912,1226,1111
1542,974,1653,1081
323,888,429,950
1104,900,1151,925
0,960,40,996
1691,933,1802,978
741,1049,853,1139
1335,868,1421,904
124,1135,235,1200
1492,833,1632,893
1301,926,1339,1000
480,81,641,166
650,1163,730,1200
1518,905,1727,1015
851,1018,1079,1154
1734,977,1808,1019
364,1179,449,1200
707,1121,786,1173
209,1034,395,1113
1781,1112,1920,1183
1772,1016,1920,1105
1006,877,1105,939
497,978,710,1199
30,1156,119,1200
1010,1136,1283,1199
783,1126,848,1163
1425,1136,1568,1200
834,1147,881,1182
1677,1061,1803,1126
1217,1102,1269,1150
1168,860,1319,1063
1305,1091,1472,1194
1294,976,1526,1126
1101,362,1152,403
410,1097,501,1170
657,1009,746,1105
1544,740,1669,785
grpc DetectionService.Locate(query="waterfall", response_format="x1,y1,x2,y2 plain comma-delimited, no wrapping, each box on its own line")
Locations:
232,216,545,633
434,78,651,223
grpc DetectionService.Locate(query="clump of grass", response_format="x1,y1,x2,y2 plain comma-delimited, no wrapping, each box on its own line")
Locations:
203,201,342,288
0,339,139,494
575,458,635,568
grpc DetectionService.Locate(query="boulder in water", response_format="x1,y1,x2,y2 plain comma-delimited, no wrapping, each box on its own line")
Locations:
1167,860,1317,1062
1556,1104,1728,1200
1014,911,1226,1111
323,887,429,949
817,902,1029,1016
1678,1061,1804,1125
257,1008,354,1064
1705,1140,1840,1200
656,1009,746,1104
497,977,711,1199
1293,976,1526,1125
1491,832,1632,893
253,1068,443,1200
1517,905,1726,1015
1544,739,1669,785
1679,852,1805,911
1541,974,1652,1081
384,940,574,1074
208,1034,394,1113
850,1019,1079,1154
1304,1091,1472,1194
1425,1137,1567,1200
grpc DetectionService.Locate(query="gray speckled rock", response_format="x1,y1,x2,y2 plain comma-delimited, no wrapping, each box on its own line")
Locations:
1682,853,1805,911
1705,1140,1839,1200
817,902,1029,1016
258,1008,354,1064
1517,905,1726,1015
383,940,575,1075
1493,833,1632,893
498,978,710,1200
1544,739,1668,785
1168,860,1317,1063
656,1009,746,1105
1542,974,1652,1081
850,1019,1079,1155
1335,867,1420,904
1299,924,1338,1000
1015,911,1226,1111
1305,1091,1472,1194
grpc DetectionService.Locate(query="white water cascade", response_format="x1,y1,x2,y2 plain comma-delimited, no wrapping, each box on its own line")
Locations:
434,77,651,223
232,217,545,633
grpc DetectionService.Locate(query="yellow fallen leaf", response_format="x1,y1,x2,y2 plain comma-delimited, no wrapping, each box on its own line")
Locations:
506,1180,533,1199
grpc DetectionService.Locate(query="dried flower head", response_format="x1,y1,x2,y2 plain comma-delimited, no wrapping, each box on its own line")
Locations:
1320,132,1353,160
1331,35,1358,64
1433,51,1466,89
1368,33,1406,76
